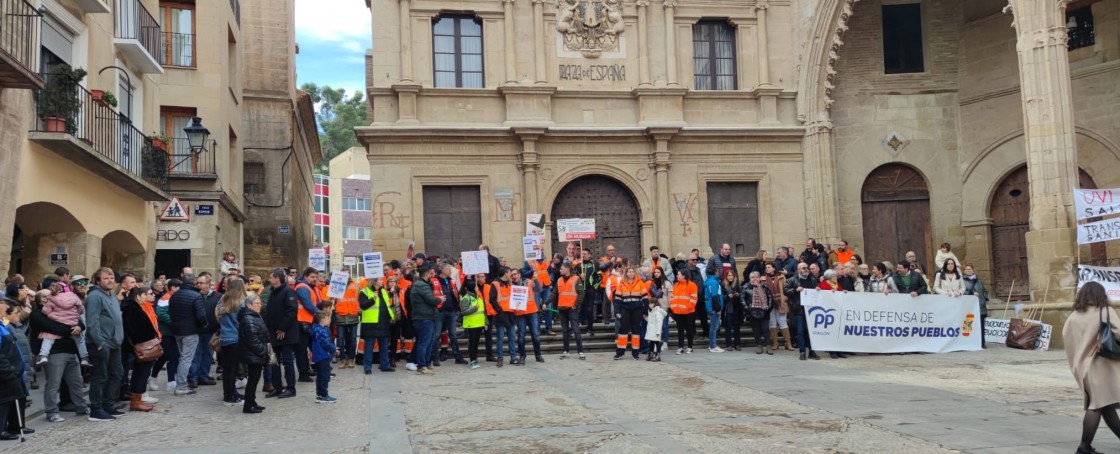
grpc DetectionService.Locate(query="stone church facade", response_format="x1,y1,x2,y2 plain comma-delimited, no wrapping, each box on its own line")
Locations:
358,0,1120,337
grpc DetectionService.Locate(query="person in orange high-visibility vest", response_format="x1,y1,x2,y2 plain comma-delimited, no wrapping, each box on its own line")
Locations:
530,257,558,336
511,272,543,363
335,277,361,369
546,263,586,359
612,267,648,360
488,267,517,366
670,269,698,354
292,267,322,381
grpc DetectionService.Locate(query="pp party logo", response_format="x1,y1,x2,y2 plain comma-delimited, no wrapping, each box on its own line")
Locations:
808,306,837,329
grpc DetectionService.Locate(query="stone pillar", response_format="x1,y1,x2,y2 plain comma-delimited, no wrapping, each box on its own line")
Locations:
663,0,678,86
0,90,31,278
802,122,841,243
515,128,546,218
1008,0,1080,302
649,129,677,252
504,0,519,84
532,0,547,84
399,0,414,82
637,0,651,86
755,2,771,86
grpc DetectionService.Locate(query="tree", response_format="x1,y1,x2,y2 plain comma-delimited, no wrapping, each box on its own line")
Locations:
300,82,367,170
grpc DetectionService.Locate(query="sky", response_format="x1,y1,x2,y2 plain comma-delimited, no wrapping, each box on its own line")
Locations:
294,0,371,101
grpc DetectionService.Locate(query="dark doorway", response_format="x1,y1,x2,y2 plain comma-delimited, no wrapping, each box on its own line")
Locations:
861,163,933,272
155,249,192,279
706,182,760,258
8,226,22,275
422,186,482,259
551,175,641,263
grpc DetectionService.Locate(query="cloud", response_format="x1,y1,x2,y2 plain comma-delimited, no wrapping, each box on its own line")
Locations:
295,0,371,43
341,41,364,53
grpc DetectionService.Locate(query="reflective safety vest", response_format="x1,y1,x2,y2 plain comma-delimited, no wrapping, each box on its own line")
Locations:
514,285,538,316
602,273,621,300
670,281,698,315
336,282,360,316
482,283,496,316
461,294,485,329
359,287,394,324
293,282,320,323
556,276,579,309
614,279,647,309
533,262,552,287
496,283,512,312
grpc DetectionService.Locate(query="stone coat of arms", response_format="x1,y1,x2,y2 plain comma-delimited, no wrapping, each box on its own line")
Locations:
557,0,625,58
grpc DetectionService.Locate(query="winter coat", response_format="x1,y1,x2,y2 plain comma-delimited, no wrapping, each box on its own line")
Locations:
0,323,29,405
309,323,336,363
359,287,396,338
784,274,820,314
488,282,515,327
168,284,207,336
708,254,738,281
933,273,964,295
1063,306,1120,410
963,275,989,314
867,275,899,294
237,307,270,366
121,300,159,361
156,297,174,338
703,276,723,314
742,283,774,319
892,270,930,295
218,307,240,347
200,291,222,334
265,283,300,346
29,307,82,356
644,306,666,342
409,280,440,321
934,250,960,272
773,255,798,278
43,292,84,327
85,286,124,350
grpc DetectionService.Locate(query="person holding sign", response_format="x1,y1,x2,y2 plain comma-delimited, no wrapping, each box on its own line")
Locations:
511,273,544,364
458,278,486,369
358,278,396,374
613,267,648,360
1063,282,1120,454
547,263,586,360
488,268,519,367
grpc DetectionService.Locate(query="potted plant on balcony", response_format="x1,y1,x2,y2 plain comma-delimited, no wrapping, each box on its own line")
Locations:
149,132,171,152
91,90,118,109
142,139,170,185
37,65,87,133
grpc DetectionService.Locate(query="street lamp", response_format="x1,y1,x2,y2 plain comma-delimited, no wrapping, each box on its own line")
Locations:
183,116,210,155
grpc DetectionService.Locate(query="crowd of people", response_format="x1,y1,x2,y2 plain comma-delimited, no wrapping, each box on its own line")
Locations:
0,239,992,439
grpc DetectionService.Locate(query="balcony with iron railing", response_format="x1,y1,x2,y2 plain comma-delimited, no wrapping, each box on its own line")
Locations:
165,137,216,178
0,0,43,89
163,32,194,67
114,0,164,74
29,72,170,200
230,0,240,26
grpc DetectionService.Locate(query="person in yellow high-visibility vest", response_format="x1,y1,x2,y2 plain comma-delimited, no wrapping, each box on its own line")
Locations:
458,278,486,369
358,278,397,374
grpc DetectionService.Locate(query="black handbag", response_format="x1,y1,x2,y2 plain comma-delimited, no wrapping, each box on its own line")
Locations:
1098,307,1120,360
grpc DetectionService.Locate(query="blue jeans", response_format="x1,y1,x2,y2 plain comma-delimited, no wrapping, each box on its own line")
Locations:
662,316,670,343
314,359,331,397
795,312,813,353
363,335,392,371
270,344,296,391
638,319,649,353
708,312,721,349
538,287,553,331
437,311,463,361
337,324,358,360
412,319,435,368
190,331,215,381
495,324,516,360
516,312,541,358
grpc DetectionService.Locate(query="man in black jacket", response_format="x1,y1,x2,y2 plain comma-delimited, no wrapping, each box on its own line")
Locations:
30,303,89,422
169,273,207,395
264,269,299,398
785,263,821,361
894,261,930,296
190,274,221,387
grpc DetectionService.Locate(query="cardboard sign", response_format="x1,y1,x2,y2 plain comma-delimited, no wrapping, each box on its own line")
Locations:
327,271,349,299
343,256,357,266
1077,217,1120,244
556,218,596,241
461,251,489,275
526,214,546,236
309,248,327,271
363,252,384,279
510,285,529,311
984,318,1052,351
1078,265,1120,301
1075,188,1120,220
523,236,543,261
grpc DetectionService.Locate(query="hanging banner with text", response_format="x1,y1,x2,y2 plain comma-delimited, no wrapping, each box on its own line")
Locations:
1078,265,1120,301
983,317,1052,351
556,218,596,241
1075,188,1120,221
1077,217,1120,244
803,290,982,353
363,252,384,279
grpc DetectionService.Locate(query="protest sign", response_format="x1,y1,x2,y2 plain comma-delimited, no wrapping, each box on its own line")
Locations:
1077,217,1120,244
1075,188,1120,221
510,285,529,311
343,256,357,266
526,214,546,237
556,218,596,241
983,318,1052,351
309,248,327,271
803,290,982,353
1078,264,1120,301
523,236,543,261
461,251,489,275
363,252,384,279
327,271,349,299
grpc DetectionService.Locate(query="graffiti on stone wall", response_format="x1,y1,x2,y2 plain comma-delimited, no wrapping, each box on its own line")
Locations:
673,193,698,238
373,191,411,235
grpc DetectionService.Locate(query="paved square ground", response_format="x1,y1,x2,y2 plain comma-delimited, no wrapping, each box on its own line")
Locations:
1,345,1110,453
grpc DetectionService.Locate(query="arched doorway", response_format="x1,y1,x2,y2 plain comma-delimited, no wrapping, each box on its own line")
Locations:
102,230,147,277
550,175,641,262
991,166,1105,297
861,163,933,271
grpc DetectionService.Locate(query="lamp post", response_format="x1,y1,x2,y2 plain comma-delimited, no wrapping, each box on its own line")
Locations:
183,116,210,155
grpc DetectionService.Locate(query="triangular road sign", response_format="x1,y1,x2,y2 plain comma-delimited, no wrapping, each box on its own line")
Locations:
160,197,190,221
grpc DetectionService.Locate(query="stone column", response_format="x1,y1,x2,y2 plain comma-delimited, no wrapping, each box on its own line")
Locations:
637,0,651,86
755,2,771,86
1008,0,1080,302
515,129,546,216
399,0,414,82
504,0,519,84
663,0,678,86
649,129,677,251
802,122,841,243
533,0,547,84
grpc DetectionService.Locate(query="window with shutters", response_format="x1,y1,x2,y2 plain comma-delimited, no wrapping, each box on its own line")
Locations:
422,186,482,258
706,182,760,258
1066,6,1095,51
692,20,737,91
244,162,264,194
882,3,925,74
432,14,484,88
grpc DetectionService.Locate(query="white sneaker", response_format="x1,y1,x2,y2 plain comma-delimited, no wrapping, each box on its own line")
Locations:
166,381,177,392
80,357,91,367
405,363,418,371
709,347,725,353
676,348,684,355
235,378,247,389
560,351,570,359
148,378,159,391
578,352,586,360
141,393,159,404
36,356,48,365
685,348,693,354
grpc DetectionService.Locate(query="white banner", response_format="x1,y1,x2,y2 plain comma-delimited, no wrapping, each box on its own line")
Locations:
523,236,543,261
803,290,982,353
309,248,326,271
1078,265,1120,301
363,252,384,279
983,318,1052,351
327,271,349,299
461,251,489,275
510,285,529,311
1077,217,1120,244
556,218,596,241
1075,188,1120,220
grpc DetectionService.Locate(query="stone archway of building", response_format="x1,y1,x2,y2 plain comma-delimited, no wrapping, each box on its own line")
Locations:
101,230,147,277
989,166,1100,298
13,202,88,278
550,175,641,263
860,163,933,272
